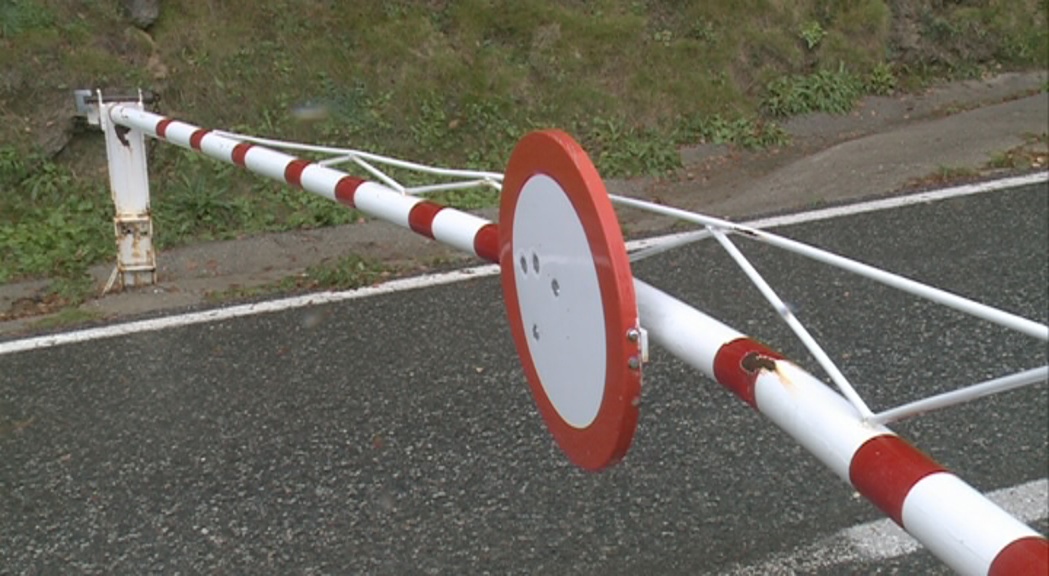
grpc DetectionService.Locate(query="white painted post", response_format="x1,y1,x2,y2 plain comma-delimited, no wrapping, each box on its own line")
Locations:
98,97,156,287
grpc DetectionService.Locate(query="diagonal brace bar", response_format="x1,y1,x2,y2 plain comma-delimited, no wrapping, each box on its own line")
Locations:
709,226,875,419
610,194,1049,341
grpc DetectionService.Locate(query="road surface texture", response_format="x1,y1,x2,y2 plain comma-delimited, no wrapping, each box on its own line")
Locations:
1,182,1045,574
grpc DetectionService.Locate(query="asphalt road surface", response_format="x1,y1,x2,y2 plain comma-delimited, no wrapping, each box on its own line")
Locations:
2,183,1046,574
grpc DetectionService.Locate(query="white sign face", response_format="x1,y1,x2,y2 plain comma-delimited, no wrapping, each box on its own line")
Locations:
499,129,641,470
512,173,606,429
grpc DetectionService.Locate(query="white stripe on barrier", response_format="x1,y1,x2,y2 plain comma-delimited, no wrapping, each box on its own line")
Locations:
431,208,491,258
352,181,420,229
160,120,197,147
299,163,344,202
902,472,1044,575
753,361,889,481
633,279,744,377
242,145,295,184
198,131,233,160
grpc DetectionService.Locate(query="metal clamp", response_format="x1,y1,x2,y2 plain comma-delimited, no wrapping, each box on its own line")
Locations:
74,89,159,125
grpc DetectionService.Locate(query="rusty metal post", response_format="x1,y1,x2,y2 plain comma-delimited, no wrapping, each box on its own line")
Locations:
93,92,156,287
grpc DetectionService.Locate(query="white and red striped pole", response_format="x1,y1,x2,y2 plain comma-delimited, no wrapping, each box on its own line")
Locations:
635,281,1047,575
103,104,1047,575
108,105,501,265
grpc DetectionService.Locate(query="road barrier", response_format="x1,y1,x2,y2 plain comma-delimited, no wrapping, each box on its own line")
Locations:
79,90,1048,575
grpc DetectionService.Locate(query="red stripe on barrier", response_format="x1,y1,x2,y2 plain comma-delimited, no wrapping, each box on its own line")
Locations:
231,143,253,167
989,536,1049,576
189,129,210,151
284,159,312,188
849,435,945,526
712,338,785,408
155,118,174,139
334,176,364,207
408,201,445,239
474,223,499,263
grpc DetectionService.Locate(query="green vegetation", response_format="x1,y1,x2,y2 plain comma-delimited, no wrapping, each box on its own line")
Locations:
287,254,392,291
0,0,52,38
799,21,826,51
986,132,1048,171
210,254,394,302
0,147,111,287
151,149,366,247
865,62,898,96
29,307,103,331
762,65,864,117
1,0,1046,301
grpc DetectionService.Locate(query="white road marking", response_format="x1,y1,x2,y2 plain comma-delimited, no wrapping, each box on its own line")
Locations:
745,172,1047,230
0,266,500,356
0,172,1045,357
722,478,1048,575
625,172,1049,253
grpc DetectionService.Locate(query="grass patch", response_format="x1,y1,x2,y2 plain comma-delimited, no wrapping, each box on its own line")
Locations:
580,117,682,178
934,165,981,180
865,62,898,96
675,114,790,150
285,254,393,291
761,65,864,117
904,165,985,190
29,307,104,331
903,133,1047,191
150,149,366,249
0,146,112,285
986,133,1048,171
0,0,52,39
893,0,1048,89
211,254,395,302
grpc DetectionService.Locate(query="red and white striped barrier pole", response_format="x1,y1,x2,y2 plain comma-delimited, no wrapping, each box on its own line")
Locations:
635,281,1047,575
107,104,501,265
103,103,1047,575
